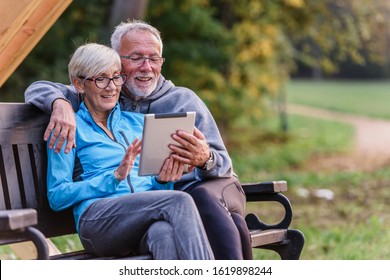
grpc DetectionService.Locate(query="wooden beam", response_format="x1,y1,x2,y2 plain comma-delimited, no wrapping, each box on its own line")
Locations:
0,0,72,87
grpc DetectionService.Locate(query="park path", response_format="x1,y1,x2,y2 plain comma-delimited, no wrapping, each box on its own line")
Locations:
287,104,390,172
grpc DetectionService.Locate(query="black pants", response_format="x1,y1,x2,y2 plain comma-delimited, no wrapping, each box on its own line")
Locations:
185,177,253,260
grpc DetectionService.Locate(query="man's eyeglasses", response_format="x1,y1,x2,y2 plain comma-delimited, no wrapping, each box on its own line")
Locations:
78,74,127,89
120,55,165,67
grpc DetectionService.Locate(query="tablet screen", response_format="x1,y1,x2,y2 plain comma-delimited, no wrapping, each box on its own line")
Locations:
138,112,196,176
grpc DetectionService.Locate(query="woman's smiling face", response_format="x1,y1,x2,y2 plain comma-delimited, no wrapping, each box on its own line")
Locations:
79,66,122,115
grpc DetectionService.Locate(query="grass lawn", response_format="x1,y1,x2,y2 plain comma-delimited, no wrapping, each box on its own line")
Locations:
287,79,390,119
233,113,390,259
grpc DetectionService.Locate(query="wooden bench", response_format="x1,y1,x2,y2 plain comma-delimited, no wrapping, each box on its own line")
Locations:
0,102,305,260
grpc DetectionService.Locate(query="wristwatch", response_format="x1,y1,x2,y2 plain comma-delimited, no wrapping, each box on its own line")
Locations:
200,151,214,170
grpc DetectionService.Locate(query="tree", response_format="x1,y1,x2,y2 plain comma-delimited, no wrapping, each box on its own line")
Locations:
109,0,149,29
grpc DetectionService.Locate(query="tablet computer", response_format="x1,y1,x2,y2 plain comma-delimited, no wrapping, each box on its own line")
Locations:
138,111,196,176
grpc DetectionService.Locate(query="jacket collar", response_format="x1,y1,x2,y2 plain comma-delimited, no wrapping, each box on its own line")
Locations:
78,102,121,129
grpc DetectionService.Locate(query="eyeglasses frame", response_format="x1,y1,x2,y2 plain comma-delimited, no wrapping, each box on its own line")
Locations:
78,73,127,89
120,55,165,66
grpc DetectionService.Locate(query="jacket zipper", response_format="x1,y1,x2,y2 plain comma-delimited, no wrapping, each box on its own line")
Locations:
93,116,135,193
118,130,135,193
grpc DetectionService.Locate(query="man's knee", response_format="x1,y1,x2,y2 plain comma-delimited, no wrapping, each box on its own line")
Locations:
172,191,196,206
187,178,245,216
186,177,241,202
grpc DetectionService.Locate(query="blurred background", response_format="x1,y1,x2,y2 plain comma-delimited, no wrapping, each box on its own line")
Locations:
1,0,390,259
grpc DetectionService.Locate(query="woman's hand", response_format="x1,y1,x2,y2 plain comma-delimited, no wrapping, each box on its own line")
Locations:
156,156,185,183
114,138,142,181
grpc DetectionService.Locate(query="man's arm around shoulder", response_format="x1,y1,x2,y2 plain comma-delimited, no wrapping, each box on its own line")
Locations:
24,80,81,113
25,80,79,154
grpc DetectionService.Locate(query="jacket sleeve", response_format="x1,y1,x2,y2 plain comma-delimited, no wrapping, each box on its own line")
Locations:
24,81,82,113
151,177,174,190
46,145,120,212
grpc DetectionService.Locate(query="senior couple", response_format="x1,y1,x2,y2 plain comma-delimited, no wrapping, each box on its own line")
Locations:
25,19,252,260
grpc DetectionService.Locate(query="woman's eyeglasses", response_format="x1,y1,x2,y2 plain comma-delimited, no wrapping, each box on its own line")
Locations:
78,74,127,89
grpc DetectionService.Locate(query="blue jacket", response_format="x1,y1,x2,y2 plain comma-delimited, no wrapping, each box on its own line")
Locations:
46,102,173,231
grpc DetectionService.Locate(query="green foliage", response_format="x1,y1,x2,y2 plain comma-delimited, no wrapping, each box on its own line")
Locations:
285,0,388,73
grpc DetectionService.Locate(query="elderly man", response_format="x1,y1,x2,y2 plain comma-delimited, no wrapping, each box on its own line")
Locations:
25,19,252,260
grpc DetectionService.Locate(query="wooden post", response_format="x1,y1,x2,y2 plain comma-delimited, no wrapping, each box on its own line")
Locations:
0,0,72,87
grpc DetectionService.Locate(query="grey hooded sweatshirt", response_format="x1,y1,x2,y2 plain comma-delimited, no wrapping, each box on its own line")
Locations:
25,75,234,190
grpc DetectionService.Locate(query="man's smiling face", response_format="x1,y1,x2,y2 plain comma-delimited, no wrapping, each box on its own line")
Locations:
118,30,163,98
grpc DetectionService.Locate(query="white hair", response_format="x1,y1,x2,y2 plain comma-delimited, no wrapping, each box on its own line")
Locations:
111,19,163,53
68,43,121,82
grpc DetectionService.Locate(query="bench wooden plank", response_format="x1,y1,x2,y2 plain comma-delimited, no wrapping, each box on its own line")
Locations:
17,144,38,208
0,153,6,209
2,145,23,209
243,181,287,194
50,250,152,260
250,229,287,247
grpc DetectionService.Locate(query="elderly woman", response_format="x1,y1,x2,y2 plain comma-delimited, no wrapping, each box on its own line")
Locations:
46,43,213,260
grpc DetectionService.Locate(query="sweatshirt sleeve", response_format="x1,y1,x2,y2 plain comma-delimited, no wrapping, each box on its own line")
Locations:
24,81,82,113
46,144,120,212
177,90,234,180
194,103,234,180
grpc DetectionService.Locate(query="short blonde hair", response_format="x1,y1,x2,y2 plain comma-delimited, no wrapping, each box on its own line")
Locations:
68,43,121,82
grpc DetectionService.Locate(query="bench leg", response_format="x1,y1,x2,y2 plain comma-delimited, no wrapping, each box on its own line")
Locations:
25,227,50,260
11,238,61,260
257,229,305,260
7,227,49,260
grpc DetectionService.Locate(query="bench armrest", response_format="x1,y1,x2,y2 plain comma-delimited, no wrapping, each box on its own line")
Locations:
0,209,38,231
242,180,287,195
242,180,293,230
0,209,49,259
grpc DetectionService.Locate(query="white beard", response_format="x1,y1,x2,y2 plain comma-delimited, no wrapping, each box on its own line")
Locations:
124,78,157,100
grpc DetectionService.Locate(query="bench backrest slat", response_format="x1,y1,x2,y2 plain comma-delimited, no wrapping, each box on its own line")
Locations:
0,147,7,209
0,103,76,245
17,144,38,208
2,144,23,209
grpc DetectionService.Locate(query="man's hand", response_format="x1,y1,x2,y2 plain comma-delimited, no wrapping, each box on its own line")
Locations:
169,127,210,167
114,138,142,181
44,99,76,154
